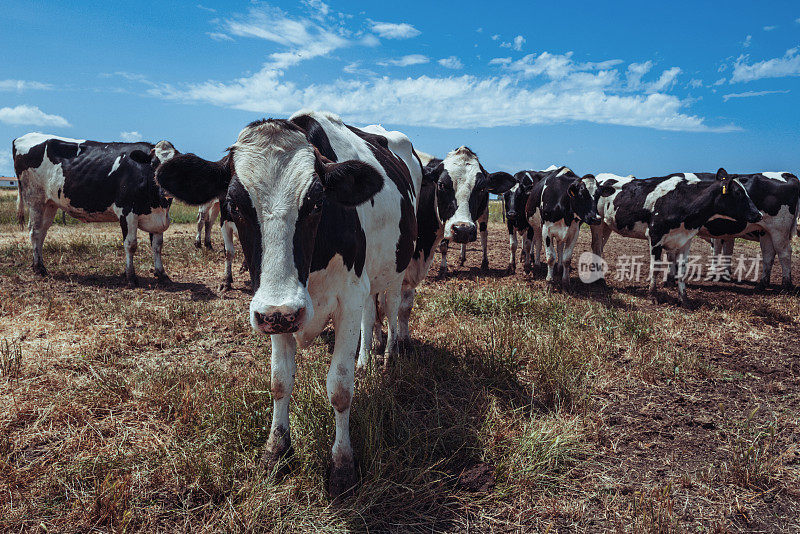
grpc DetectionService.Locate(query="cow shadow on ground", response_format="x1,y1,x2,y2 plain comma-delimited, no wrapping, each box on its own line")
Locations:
307,335,535,530
51,272,219,302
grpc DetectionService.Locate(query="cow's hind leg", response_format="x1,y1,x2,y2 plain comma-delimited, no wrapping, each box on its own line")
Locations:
121,214,139,287
543,227,558,288
204,200,220,249
507,225,517,273
675,243,692,307
356,294,377,373
459,243,467,266
756,237,776,291
149,232,168,282
382,282,403,363
194,209,205,249
772,231,793,289
328,306,362,498
263,334,296,474
29,203,57,276
396,285,415,353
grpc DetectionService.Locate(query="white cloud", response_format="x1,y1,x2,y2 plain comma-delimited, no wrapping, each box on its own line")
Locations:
489,57,512,66
713,77,726,86
369,21,420,39
689,79,703,88
731,47,800,82
0,105,70,127
151,67,735,133
120,131,143,142
197,4,216,12
646,67,681,93
742,34,752,48
208,32,234,42
476,27,483,33
626,61,653,89
378,54,429,67
343,61,376,77
491,34,500,41
438,56,463,69
0,149,12,176
723,89,790,101
763,25,777,31
302,0,330,20
797,17,800,24
501,35,525,51
0,79,52,91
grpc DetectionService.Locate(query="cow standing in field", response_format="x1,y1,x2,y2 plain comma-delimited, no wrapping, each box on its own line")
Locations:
155,111,422,497
362,149,457,362
525,166,608,288
590,169,762,305
502,167,557,273
13,133,176,287
424,147,515,274
699,172,799,289
194,197,244,291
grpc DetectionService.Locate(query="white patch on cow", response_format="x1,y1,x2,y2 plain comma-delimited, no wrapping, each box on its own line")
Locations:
556,166,571,177
442,146,484,239
543,164,559,172
13,132,86,156
153,140,177,164
644,174,698,214
762,171,788,182
108,155,124,176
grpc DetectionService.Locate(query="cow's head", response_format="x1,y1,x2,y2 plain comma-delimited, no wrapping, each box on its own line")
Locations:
156,119,383,335
431,147,515,243
505,171,537,229
709,168,762,224
566,173,611,225
129,140,177,208
422,163,457,225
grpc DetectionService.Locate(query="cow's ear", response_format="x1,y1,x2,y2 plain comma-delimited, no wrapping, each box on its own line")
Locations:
129,150,150,165
568,182,579,198
320,159,384,207
599,184,616,197
715,168,730,181
487,171,516,194
156,153,231,205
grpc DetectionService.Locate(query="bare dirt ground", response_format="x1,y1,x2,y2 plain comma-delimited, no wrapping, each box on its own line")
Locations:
1,196,798,532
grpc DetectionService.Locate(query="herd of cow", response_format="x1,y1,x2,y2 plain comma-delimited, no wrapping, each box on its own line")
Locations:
10,110,800,496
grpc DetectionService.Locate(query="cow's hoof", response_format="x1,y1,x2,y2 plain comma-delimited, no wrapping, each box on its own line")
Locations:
437,267,448,278
329,457,358,501
31,263,48,277
219,281,233,292
397,338,412,354
204,243,214,250
127,278,139,289
481,259,489,271
780,282,794,293
664,278,677,288
649,293,660,305
262,444,295,478
459,258,466,267
594,278,607,287
678,298,691,309
523,263,532,274
755,281,768,292
194,241,201,249
505,263,516,275
154,271,170,283
239,262,248,274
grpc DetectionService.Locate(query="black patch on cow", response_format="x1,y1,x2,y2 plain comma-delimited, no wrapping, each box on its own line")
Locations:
479,221,487,232
119,215,128,241
310,202,367,277
291,115,338,162
293,180,325,285
157,153,230,206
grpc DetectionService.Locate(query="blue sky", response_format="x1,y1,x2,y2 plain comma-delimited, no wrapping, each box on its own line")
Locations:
2,0,800,178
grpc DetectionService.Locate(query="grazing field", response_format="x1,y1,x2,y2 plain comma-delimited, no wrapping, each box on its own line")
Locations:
1,188,799,532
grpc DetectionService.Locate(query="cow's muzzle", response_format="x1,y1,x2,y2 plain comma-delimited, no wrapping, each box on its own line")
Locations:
451,222,477,243
254,308,306,334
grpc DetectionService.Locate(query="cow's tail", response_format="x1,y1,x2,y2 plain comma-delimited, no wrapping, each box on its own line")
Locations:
12,142,26,227
796,195,800,238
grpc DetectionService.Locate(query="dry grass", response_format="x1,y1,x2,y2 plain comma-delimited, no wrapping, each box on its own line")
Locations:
0,188,799,532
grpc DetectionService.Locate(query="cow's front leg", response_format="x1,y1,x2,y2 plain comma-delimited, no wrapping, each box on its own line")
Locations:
263,334,296,473
122,214,139,287
648,243,662,303
396,285,415,353
675,244,692,307
507,226,517,273
220,221,236,291
438,239,449,276
459,243,467,266
382,282,403,363
543,226,557,287
149,232,169,282
531,223,543,267
479,221,488,270
328,307,361,498
560,224,580,288
194,210,204,249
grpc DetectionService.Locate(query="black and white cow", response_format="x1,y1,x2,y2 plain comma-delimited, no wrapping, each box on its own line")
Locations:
155,111,422,497
590,169,762,305
502,166,558,273
362,149,457,361
699,171,799,289
13,133,175,286
525,166,608,287
424,147,516,274
194,196,244,291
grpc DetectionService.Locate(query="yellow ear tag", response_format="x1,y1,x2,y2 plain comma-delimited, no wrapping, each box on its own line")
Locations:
569,189,576,198
722,185,727,195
